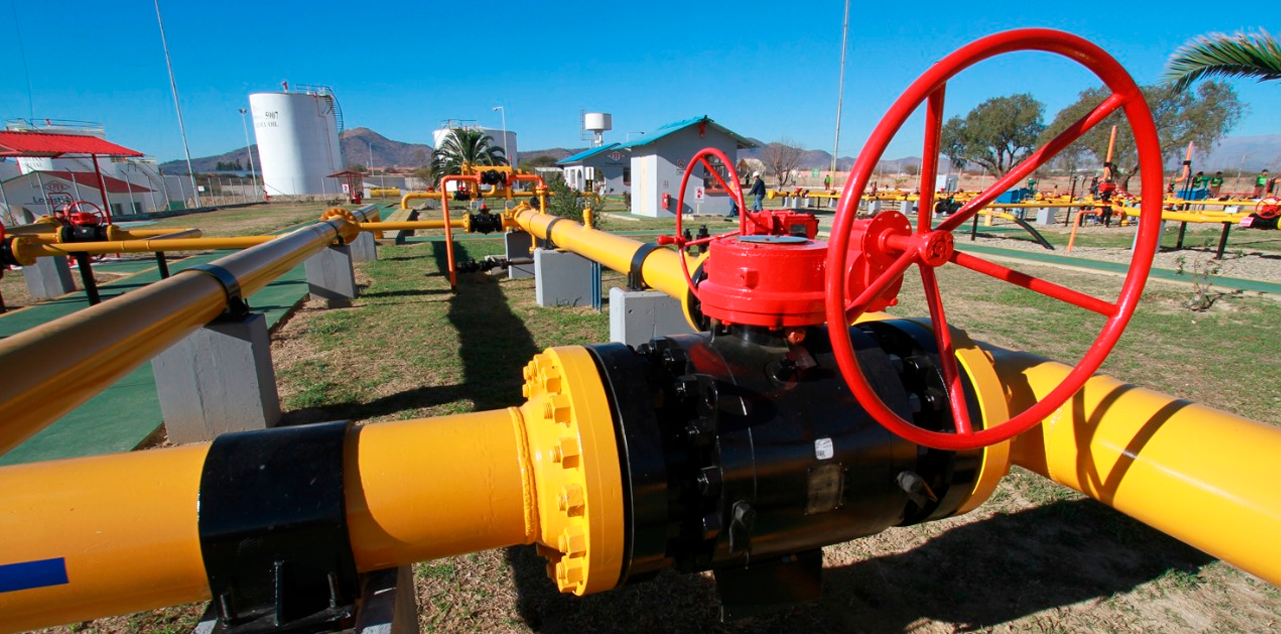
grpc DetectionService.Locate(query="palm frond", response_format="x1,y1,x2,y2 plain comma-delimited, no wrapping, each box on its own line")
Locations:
1164,29,1281,91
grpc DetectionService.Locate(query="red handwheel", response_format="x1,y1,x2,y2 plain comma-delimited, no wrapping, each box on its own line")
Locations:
56,200,109,227
825,29,1164,451
1257,198,1280,220
662,148,749,297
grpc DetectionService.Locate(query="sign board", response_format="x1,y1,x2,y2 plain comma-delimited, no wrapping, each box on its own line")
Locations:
341,183,350,194
608,151,624,162
694,187,704,201
197,185,206,193
811,169,820,178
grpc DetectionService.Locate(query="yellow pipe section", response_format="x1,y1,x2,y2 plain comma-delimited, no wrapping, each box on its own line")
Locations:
996,345,1281,586
15,226,205,245
1115,206,1237,224
357,220,466,232
0,346,624,632
0,207,377,456
0,444,212,631
510,206,697,306
10,236,273,263
400,189,538,210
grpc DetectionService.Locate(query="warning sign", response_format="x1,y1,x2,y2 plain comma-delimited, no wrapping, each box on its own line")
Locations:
694,187,704,201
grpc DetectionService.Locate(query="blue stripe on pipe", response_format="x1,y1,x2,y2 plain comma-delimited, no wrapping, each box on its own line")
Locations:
0,558,69,593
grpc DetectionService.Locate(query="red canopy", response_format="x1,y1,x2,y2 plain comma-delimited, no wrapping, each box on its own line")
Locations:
0,131,143,158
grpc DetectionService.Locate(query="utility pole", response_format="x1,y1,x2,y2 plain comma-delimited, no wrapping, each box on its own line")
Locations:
830,0,850,176
155,0,200,207
492,106,509,165
238,108,259,200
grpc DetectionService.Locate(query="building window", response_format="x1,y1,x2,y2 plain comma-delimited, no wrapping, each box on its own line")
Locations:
623,167,631,186
110,203,123,216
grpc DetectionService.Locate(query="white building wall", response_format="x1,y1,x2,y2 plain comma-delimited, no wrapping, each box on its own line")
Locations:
632,153,660,216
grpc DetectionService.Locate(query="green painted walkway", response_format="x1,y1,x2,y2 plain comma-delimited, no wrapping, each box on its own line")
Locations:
0,252,310,466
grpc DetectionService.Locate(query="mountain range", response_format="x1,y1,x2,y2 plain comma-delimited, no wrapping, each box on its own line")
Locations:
160,128,1280,175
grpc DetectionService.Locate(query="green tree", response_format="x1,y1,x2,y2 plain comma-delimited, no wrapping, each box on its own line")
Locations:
348,163,368,173
941,117,968,173
1041,81,1244,190
543,174,586,224
939,94,1045,176
1163,29,1281,91
429,128,507,185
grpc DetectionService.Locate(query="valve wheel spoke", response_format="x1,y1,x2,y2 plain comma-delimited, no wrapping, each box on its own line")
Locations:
920,266,973,435
937,92,1129,234
950,251,1118,316
917,87,947,234
845,248,917,322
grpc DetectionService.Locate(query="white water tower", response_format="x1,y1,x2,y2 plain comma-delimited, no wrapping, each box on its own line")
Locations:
249,85,344,196
582,112,612,147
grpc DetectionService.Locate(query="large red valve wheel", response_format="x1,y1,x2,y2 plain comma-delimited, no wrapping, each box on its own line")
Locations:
825,29,1164,451
1257,197,1280,220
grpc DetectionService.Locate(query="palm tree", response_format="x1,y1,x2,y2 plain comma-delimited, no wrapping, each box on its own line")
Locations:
1164,29,1281,91
429,128,507,184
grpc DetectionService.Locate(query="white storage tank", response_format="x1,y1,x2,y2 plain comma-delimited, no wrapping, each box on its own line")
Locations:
431,124,517,167
249,88,344,196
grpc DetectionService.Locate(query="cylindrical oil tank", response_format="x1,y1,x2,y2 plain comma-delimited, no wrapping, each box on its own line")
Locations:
249,92,344,196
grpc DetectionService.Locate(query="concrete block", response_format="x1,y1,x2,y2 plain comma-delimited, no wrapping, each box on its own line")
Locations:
22,255,75,298
355,567,419,634
506,231,535,279
351,231,378,263
609,287,696,347
1035,207,1056,225
899,200,913,215
869,200,882,215
305,244,357,307
535,248,594,307
151,313,281,444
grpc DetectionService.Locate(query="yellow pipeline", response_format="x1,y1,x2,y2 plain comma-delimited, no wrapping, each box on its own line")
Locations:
357,220,466,232
400,189,537,210
0,346,624,632
510,206,698,309
9,236,273,263
1116,206,1237,224
0,206,377,456
15,226,205,245
996,345,1281,586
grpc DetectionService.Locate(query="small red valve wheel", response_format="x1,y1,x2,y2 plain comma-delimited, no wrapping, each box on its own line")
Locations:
1257,197,1280,220
825,29,1164,451
56,200,109,227
667,147,750,298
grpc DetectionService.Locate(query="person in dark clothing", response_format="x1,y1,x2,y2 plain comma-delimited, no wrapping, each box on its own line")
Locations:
749,172,766,211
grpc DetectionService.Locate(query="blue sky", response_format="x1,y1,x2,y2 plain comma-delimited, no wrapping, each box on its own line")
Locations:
2,1,1276,164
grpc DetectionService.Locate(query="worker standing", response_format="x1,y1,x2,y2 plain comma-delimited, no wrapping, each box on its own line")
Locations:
824,173,832,191
750,172,766,212
1254,169,1269,198
1210,171,1224,197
